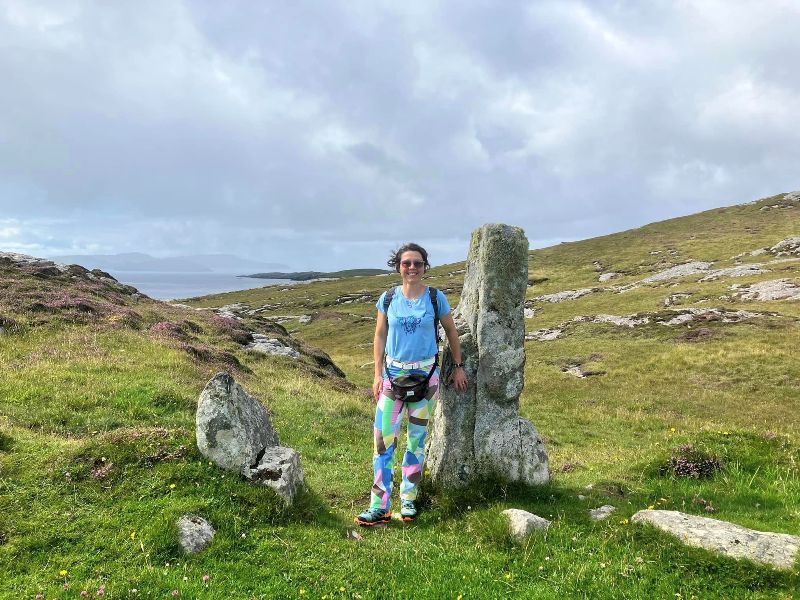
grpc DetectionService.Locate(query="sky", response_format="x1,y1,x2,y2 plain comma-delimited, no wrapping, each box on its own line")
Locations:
1,0,799,271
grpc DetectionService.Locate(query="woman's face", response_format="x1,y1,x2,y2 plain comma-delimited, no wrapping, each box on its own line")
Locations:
399,250,425,282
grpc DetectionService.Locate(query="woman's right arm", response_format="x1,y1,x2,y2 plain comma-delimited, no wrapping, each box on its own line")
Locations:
373,310,388,400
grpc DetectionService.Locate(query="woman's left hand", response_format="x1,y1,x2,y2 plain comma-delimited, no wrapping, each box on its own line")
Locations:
448,366,468,393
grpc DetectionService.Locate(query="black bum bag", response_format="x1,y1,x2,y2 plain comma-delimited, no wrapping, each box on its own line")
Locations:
385,357,438,403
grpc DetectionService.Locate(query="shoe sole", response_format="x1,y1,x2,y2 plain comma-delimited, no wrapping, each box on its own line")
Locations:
354,513,392,527
401,515,416,522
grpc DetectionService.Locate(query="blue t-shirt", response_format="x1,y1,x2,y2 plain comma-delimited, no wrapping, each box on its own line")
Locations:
377,286,451,361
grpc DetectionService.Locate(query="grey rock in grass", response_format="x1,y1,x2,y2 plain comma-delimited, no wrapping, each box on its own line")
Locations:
502,509,551,541
664,293,692,307
589,505,616,521
196,372,280,472
642,261,713,283
428,224,549,489
784,191,800,202
241,445,305,504
177,515,215,554
598,272,619,283
246,334,301,358
732,279,800,302
632,510,800,571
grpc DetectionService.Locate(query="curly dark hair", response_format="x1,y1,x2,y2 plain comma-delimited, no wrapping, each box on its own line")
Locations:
387,243,430,272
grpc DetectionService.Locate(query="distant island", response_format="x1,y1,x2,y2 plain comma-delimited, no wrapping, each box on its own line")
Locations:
242,268,392,281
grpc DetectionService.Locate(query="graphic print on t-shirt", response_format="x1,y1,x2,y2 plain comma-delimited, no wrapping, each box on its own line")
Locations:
399,316,422,334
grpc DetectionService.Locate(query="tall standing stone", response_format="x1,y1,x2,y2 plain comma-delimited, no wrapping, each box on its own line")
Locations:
427,224,549,488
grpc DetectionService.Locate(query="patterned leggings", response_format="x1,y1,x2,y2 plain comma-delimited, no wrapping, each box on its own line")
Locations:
370,369,439,510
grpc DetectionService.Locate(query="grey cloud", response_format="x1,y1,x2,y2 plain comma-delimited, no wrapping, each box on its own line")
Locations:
1,0,799,269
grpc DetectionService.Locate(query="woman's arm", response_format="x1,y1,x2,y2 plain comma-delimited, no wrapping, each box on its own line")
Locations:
440,313,468,392
373,310,388,400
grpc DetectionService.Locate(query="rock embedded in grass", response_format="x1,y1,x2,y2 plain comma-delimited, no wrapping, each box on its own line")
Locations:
631,510,800,571
501,509,550,541
177,515,215,554
589,505,616,521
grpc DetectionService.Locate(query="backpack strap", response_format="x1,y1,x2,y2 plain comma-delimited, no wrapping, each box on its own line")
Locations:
383,286,396,315
429,286,441,344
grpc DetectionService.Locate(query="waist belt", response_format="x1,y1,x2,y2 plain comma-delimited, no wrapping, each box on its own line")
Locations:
385,355,437,370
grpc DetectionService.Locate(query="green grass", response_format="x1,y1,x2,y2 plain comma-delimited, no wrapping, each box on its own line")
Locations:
1,192,799,597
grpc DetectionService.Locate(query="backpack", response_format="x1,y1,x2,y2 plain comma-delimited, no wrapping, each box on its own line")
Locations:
382,286,441,402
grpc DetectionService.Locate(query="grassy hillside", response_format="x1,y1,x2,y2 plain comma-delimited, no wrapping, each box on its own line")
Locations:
1,192,799,598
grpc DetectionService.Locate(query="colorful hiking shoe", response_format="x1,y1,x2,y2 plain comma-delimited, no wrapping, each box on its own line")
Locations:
400,500,418,522
355,507,392,527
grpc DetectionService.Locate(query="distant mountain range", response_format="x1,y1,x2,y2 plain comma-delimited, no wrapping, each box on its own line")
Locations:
50,252,288,274
244,268,392,281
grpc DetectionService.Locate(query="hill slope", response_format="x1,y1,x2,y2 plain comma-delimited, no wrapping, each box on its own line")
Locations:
1,192,799,597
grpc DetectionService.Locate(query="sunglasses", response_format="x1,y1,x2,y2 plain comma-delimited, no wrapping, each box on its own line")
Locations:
401,260,425,268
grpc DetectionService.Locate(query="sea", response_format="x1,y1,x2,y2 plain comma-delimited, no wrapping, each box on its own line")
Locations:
106,271,291,301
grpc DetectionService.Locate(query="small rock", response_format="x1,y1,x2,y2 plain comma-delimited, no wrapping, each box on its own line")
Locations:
501,508,551,541
345,530,364,542
525,328,563,342
577,494,588,501
598,272,619,283
589,505,616,521
664,293,692,307
523,308,536,319
632,509,800,571
298,315,312,324
177,515,215,554
241,446,305,504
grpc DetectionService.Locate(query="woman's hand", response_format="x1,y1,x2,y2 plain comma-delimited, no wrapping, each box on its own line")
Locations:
448,366,468,393
373,374,384,401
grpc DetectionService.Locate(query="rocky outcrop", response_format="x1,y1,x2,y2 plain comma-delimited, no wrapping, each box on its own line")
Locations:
525,308,768,342
733,279,800,301
246,335,301,358
699,264,769,282
642,261,713,283
196,373,304,503
769,237,800,257
177,515,215,554
632,510,800,571
428,224,549,489
532,288,598,303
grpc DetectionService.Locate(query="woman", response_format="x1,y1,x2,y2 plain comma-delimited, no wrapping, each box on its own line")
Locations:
355,243,468,526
